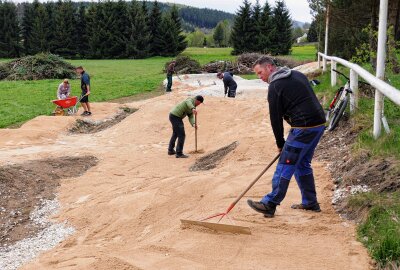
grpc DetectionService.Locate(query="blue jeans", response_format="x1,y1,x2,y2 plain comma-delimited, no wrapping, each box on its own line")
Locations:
261,126,325,206
167,74,172,91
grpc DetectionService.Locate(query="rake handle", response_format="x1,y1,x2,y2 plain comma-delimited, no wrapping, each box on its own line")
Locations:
195,114,198,152
227,153,281,214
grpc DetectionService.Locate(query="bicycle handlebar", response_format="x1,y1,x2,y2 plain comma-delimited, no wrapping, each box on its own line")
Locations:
332,69,370,86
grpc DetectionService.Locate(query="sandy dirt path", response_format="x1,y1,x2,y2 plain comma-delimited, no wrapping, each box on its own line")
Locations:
0,69,372,269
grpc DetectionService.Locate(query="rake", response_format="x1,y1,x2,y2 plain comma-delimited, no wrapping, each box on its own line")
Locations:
181,153,280,234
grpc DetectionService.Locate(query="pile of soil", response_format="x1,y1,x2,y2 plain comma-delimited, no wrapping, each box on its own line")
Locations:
0,53,77,81
316,118,400,217
190,141,238,171
69,107,137,134
0,156,98,248
165,56,202,74
202,53,310,75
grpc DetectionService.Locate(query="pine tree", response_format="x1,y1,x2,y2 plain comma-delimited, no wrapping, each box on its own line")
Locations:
259,1,273,53
22,2,36,55
250,0,262,52
45,2,57,53
53,1,76,57
270,0,292,55
149,1,164,56
169,5,187,54
75,3,88,58
106,0,130,58
307,18,318,42
86,3,102,58
213,22,225,47
231,0,254,55
30,2,51,53
0,1,22,57
127,0,151,58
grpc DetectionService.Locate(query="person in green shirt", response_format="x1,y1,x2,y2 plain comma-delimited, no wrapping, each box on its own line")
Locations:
168,95,204,158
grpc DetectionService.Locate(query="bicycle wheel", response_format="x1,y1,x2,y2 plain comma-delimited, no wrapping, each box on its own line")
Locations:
327,95,348,131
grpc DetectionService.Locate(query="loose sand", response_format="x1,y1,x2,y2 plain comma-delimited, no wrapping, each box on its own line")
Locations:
0,64,372,269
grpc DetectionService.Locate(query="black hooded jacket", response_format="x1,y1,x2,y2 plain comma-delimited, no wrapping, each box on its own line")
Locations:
268,68,326,148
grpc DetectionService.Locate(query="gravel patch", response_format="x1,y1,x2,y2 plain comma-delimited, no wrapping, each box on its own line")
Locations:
0,199,75,270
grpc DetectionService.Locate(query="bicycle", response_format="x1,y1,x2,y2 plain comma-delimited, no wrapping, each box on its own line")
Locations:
326,69,369,131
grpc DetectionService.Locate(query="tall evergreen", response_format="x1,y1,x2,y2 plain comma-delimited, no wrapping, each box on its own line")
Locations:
149,1,164,56
258,1,273,53
213,22,225,47
231,0,254,55
0,1,22,57
30,2,51,53
127,0,151,58
270,0,292,55
307,18,318,42
22,2,36,55
45,2,57,53
75,3,88,58
250,0,262,52
107,0,130,58
53,1,76,57
169,5,187,54
86,2,102,58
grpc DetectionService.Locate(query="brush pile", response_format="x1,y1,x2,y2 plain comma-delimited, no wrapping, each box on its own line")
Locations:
0,53,77,81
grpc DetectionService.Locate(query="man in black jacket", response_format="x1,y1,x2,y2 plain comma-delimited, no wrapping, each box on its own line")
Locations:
247,56,326,218
217,71,237,98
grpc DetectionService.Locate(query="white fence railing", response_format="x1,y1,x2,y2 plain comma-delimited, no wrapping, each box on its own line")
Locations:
318,52,400,138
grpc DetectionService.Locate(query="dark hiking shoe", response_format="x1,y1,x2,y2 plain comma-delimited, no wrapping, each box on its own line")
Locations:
247,200,276,218
81,111,88,116
168,150,176,155
291,203,321,212
176,154,189,158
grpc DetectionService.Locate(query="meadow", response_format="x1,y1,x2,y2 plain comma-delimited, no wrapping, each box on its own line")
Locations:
0,45,317,128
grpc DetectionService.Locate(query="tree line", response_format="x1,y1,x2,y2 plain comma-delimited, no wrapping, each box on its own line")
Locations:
0,0,187,59
231,0,293,55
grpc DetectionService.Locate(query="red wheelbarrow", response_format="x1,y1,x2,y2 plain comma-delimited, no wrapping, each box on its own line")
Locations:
51,96,79,116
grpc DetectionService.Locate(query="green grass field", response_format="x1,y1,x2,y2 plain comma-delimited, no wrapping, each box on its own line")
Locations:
0,45,316,128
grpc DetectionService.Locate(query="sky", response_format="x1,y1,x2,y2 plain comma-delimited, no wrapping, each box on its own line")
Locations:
158,0,312,23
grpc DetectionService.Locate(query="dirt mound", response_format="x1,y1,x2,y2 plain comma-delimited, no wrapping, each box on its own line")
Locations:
0,53,77,81
316,118,400,210
165,56,202,74
0,156,98,248
190,141,238,171
69,107,137,134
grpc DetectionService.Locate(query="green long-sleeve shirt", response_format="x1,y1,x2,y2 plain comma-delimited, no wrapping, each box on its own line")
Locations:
170,98,196,126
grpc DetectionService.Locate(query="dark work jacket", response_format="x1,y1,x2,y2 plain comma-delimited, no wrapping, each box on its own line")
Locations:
223,72,237,94
268,69,326,148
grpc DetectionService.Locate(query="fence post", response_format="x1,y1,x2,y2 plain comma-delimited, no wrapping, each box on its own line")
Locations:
318,53,321,68
374,0,388,139
350,69,358,113
331,61,337,86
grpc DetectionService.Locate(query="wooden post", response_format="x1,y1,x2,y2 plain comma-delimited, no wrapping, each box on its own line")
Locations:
323,2,330,72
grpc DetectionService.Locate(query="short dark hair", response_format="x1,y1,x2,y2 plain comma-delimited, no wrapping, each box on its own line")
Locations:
76,66,83,70
253,56,276,68
195,95,204,103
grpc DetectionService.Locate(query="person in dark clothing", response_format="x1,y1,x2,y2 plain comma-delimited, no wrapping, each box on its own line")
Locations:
168,95,204,158
247,56,326,218
76,66,91,116
217,72,237,98
166,60,176,92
